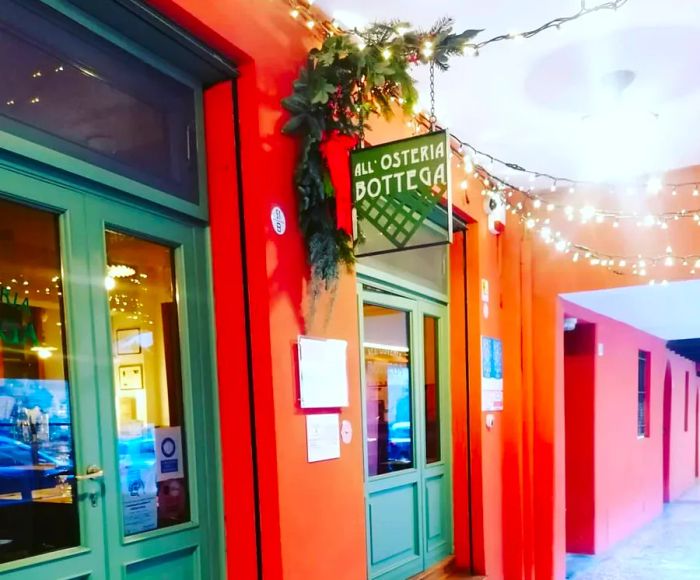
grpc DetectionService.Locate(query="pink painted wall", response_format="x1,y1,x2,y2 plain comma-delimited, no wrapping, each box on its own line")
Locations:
562,300,699,555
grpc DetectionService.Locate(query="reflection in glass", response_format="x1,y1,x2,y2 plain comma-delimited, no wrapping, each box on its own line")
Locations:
424,316,441,464
105,231,189,536
0,1,199,201
363,304,413,476
0,198,78,563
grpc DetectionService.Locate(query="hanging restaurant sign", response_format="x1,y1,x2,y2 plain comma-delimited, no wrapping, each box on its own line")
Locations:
351,130,452,250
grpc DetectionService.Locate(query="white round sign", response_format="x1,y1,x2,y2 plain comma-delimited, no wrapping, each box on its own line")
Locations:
271,206,287,236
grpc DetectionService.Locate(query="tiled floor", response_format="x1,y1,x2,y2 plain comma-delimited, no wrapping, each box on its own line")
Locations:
567,484,700,580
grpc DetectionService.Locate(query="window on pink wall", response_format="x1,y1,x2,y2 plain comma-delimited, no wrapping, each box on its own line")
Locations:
638,351,651,438
685,371,690,432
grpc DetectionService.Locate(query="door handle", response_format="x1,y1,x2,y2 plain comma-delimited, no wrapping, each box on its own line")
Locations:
75,465,104,481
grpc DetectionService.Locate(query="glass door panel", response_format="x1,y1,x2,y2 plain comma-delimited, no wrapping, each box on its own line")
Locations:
423,316,441,464
0,198,78,563
0,178,107,580
363,304,413,476
104,230,190,536
84,196,224,580
360,286,452,580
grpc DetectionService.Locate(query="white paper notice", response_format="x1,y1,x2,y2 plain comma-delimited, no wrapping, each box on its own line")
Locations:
306,413,341,462
155,427,184,482
298,337,349,408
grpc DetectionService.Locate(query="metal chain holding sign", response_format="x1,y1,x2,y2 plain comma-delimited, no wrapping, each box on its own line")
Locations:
429,61,436,131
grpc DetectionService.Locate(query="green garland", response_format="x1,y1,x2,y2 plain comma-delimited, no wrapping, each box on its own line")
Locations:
282,19,481,293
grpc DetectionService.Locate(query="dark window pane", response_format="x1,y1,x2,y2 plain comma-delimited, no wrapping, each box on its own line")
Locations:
638,351,650,437
363,305,413,476
0,198,79,564
0,1,199,202
105,231,190,535
424,316,441,464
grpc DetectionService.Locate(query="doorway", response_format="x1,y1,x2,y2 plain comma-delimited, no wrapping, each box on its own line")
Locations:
359,283,452,580
564,320,596,556
0,171,222,579
663,362,673,504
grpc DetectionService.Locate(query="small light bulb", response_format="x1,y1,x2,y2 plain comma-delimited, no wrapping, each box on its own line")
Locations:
547,203,555,212
526,218,536,229
290,8,300,18
460,180,468,190
694,187,699,197
646,177,662,195
533,199,542,209
382,48,392,60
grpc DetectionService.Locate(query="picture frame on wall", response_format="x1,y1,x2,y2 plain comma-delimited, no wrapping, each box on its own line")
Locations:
116,327,141,355
119,364,144,390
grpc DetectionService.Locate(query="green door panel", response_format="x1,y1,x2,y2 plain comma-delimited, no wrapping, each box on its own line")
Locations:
0,165,108,580
0,159,223,579
359,279,453,579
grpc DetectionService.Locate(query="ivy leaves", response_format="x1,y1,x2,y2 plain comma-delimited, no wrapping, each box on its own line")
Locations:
282,19,482,291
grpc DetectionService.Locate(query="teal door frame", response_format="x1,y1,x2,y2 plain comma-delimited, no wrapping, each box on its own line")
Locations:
358,270,453,580
0,152,225,579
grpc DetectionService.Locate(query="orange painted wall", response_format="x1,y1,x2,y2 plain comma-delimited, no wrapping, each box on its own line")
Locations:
145,1,700,578
148,2,367,579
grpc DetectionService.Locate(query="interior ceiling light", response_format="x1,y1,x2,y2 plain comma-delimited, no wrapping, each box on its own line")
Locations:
107,264,136,278
31,345,57,360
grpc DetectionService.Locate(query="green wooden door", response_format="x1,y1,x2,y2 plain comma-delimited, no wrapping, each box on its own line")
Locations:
360,284,452,580
0,162,224,579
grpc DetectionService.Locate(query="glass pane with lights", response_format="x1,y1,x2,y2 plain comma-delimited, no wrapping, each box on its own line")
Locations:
105,231,189,536
423,316,441,464
363,304,413,476
0,198,79,563
0,0,199,202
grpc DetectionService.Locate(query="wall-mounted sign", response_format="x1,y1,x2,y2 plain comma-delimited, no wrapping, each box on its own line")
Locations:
155,426,184,482
271,206,287,236
351,131,451,249
481,336,504,412
306,413,340,462
298,336,349,408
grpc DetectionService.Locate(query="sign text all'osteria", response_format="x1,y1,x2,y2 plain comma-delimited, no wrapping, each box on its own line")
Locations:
351,131,451,249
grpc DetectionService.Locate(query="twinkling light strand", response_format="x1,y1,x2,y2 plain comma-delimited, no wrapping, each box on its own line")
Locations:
467,0,629,53
458,139,700,200
284,0,630,53
281,0,699,278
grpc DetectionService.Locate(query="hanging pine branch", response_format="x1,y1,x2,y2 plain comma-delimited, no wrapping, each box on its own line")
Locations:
282,20,482,294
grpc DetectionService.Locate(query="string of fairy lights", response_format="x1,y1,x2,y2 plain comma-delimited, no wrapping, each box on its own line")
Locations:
283,0,700,282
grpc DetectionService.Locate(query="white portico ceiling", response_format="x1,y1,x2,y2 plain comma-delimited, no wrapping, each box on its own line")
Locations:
316,0,700,183
562,279,700,340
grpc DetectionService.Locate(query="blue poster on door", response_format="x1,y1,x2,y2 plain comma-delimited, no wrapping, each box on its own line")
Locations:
481,336,504,411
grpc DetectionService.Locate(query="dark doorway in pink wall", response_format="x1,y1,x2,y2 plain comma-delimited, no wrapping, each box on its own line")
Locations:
695,388,699,479
564,319,596,555
663,363,673,503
